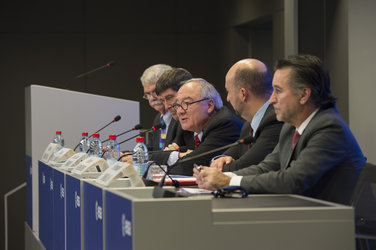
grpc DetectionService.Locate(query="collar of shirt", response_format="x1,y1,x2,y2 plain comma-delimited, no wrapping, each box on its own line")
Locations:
194,131,203,141
296,108,319,135
250,101,270,137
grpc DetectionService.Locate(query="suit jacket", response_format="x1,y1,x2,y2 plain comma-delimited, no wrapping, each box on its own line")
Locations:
150,122,194,165
234,107,365,205
168,106,243,176
222,105,283,172
147,112,178,151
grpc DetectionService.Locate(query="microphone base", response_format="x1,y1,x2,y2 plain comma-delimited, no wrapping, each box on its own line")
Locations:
152,186,187,198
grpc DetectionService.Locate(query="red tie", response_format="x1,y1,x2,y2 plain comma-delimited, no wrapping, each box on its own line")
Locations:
194,135,200,148
292,131,301,149
248,127,254,149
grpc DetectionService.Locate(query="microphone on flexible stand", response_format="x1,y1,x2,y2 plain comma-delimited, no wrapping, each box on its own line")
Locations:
102,124,142,143
152,135,255,198
75,61,115,79
63,61,115,89
89,115,121,139
115,123,164,159
73,115,121,151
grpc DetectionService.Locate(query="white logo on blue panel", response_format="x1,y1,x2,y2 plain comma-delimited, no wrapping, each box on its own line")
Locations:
60,184,64,198
95,201,102,221
121,213,132,237
42,173,45,184
74,191,81,208
50,178,53,190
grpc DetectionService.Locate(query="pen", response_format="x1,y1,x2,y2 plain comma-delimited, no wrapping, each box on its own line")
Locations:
194,163,202,172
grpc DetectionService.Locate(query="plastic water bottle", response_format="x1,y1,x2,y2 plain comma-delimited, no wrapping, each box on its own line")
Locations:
106,134,120,165
79,132,90,153
91,133,103,158
53,130,64,151
133,137,149,175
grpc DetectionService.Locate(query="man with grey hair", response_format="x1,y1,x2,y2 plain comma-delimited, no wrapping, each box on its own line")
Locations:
140,64,174,150
162,78,243,176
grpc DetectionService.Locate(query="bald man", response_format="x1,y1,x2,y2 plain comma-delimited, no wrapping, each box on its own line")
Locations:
210,59,283,171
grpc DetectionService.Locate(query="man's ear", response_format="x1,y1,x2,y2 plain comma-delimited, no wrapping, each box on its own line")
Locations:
207,99,215,115
299,88,311,105
240,87,248,102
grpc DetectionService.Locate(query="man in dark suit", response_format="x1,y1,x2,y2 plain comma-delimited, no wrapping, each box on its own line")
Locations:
211,59,283,171
164,78,243,176
150,67,195,165
139,64,176,150
194,55,365,204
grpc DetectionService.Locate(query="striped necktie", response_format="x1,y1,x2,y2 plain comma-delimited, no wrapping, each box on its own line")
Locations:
159,117,166,149
248,127,254,149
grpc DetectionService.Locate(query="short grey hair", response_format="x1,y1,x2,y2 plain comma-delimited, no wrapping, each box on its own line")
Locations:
140,64,172,86
183,78,223,110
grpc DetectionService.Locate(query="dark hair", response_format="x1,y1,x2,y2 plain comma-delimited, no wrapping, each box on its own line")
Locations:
275,54,336,109
155,68,192,95
234,66,273,98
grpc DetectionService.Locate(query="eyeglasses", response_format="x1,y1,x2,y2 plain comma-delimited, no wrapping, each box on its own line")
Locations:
160,94,176,104
142,91,157,100
172,98,209,111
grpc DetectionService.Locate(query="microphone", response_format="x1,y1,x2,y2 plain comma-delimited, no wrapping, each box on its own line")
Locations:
102,124,142,143
89,115,121,139
75,61,115,79
73,115,121,152
148,146,188,155
152,135,255,198
117,122,163,148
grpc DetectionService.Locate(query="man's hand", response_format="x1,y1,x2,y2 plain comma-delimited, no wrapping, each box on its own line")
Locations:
193,166,231,190
120,153,133,164
210,156,234,170
179,149,193,158
164,143,179,151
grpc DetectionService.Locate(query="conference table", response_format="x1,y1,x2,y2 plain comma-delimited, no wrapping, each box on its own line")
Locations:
25,160,355,250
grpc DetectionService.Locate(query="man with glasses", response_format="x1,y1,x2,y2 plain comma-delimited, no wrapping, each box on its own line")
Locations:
140,64,174,150
148,67,195,166
194,55,365,205
165,78,243,176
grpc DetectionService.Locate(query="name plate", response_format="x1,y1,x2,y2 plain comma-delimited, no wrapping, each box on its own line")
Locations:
71,157,109,177
60,152,88,172
41,143,60,163
49,147,75,166
95,162,144,187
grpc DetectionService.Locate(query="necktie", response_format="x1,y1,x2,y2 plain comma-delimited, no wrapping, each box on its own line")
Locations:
194,134,200,148
292,131,301,149
248,126,254,149
159,117,166,149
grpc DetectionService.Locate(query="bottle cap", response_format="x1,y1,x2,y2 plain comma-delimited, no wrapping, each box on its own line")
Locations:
56,131,62,135
93,133,100,138
136,136,144,142
109,134,116,140
82,132,88,136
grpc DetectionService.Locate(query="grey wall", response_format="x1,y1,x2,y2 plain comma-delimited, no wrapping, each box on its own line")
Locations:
348,0,376,164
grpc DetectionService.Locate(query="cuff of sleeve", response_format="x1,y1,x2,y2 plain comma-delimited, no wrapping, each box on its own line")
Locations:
229,175,243,186
167,151,179,166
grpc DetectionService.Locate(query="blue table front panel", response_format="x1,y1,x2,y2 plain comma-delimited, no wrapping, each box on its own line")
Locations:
105,191,133,250
66,174,82,250
52,168,65,250
83,181,103,250
38,161,53,250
